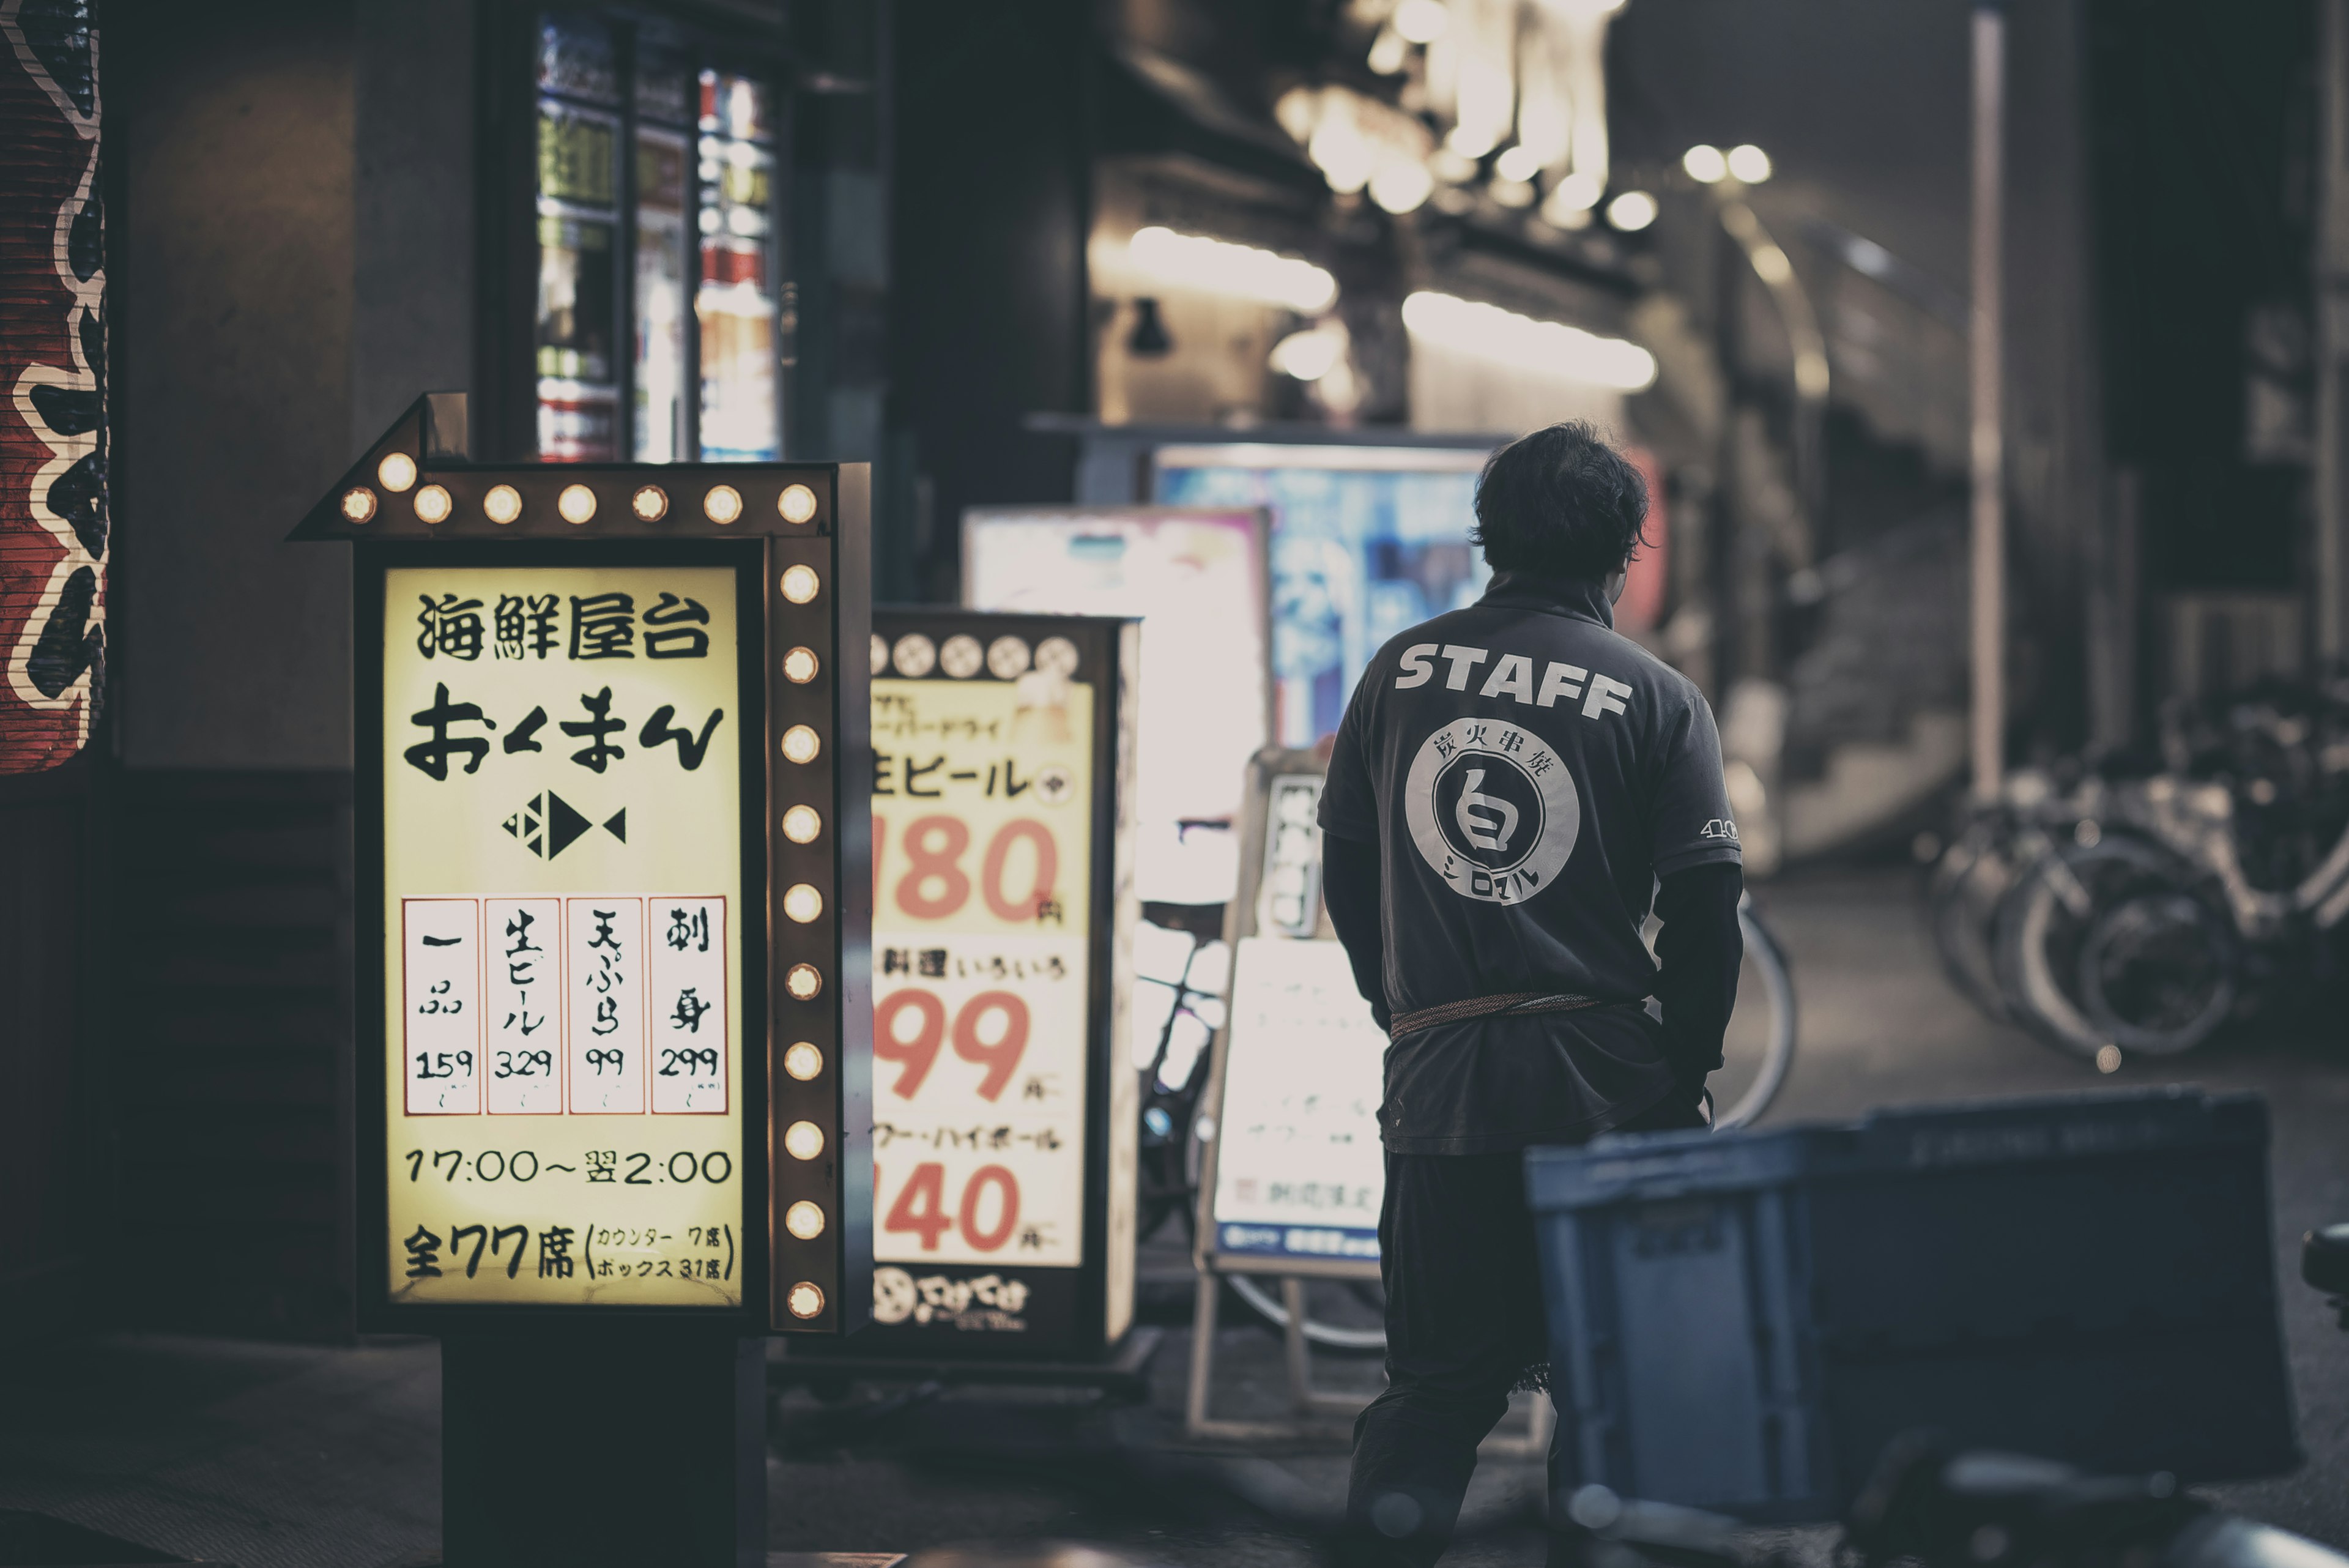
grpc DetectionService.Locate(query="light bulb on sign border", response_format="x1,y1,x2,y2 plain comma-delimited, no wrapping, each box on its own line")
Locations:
787,1282,824,1319
778,483,818,523
785,1201,825,1239
483,485,522,524
780,565,820,604
376,453,417,492
784,1120,825,1159
342,488,377,522
413,485,453,524
558,484,597,524
782,1041,823,1080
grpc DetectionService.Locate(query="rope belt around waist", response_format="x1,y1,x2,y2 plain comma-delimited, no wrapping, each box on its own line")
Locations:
1387,991,1606,1039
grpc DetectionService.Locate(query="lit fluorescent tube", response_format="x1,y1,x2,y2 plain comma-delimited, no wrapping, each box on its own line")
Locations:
1127,226,1338,314
1400,291,1658,390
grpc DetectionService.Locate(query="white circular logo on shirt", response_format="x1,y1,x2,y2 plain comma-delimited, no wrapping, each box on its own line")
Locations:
1404,718,1579,904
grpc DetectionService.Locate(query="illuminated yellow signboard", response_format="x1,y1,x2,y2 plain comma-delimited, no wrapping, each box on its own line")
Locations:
382,563,748,1306
294,393,870,1334
861,612,1137,1354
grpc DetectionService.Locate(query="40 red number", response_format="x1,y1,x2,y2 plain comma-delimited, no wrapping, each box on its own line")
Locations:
874,814,1058,923
872,987,1029,1101
880,1161,1020,1252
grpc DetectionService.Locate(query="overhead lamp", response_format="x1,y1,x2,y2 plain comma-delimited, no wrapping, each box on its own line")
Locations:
1401,290,1658,390
1445,122,1497,160
1683,144,1727,184
1271,327,1345,382
1546,171,1603,214
1727,143,1772,183
1127,226,1337,313
1430,147,1479,185
1308,121,1375,195
1606,190,1659,231
1493,145,1543,184
1368,158,1434,215
1393,0,1449,44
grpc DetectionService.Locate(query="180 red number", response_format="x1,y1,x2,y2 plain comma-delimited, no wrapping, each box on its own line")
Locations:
874,814,1058,923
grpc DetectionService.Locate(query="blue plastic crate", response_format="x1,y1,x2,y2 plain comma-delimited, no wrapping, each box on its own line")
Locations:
1524,1088,2298,1521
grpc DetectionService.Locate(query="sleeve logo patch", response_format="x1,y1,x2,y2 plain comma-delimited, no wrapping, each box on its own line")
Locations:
1700,818,1739,841
1404,718,1580,904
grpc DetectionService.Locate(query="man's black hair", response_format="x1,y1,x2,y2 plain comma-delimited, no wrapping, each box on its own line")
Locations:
1469,421,1651,580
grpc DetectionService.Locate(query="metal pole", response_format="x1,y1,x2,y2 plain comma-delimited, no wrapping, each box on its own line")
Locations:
2316,0,2349,661
1970,2,2007,800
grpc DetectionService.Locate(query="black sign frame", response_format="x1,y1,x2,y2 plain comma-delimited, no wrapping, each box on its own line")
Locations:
837,608,1138,1361
299,394,872,1337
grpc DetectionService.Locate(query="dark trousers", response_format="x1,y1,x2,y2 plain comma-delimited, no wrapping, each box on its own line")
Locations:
1341,1096,1706,1567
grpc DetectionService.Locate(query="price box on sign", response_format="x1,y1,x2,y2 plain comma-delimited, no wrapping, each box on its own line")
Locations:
293,393,873,1334
859,610,1138,1357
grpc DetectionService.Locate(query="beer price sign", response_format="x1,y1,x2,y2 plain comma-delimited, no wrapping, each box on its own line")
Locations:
863,609,1137,1354
294,393,872,1333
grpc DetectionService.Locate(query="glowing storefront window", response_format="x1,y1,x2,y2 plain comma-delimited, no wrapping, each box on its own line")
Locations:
696,70,780,462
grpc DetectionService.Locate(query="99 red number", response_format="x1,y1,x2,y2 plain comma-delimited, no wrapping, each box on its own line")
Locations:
873,987,1030,1101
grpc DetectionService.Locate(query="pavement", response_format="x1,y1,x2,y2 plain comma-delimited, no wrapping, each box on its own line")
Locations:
1,864,2345,1566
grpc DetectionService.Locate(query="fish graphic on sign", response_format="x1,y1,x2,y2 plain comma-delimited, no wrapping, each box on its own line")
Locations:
502,790,626,859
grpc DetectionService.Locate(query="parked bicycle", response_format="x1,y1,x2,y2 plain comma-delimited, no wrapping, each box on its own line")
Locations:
1930,674,2349,1062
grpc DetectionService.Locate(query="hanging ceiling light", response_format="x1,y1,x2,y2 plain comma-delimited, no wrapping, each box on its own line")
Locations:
1401,291,1657,390
1605,190,1658,231
1392,0,1449,45
1726,143,1773,183
1368,158,1435,215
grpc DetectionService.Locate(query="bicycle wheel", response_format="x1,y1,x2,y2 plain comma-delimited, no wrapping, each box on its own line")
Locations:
1928,826,2019,1024
1715,896,1797,1129
1992,833,2240,1060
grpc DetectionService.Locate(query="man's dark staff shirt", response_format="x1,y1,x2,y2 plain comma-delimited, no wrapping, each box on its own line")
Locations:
1318,573,1743,1154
